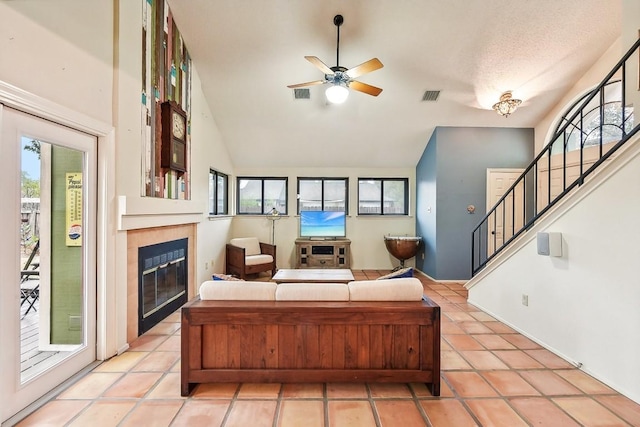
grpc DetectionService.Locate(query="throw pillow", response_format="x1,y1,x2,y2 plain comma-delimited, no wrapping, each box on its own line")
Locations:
212,273,243,281
376,267,414,280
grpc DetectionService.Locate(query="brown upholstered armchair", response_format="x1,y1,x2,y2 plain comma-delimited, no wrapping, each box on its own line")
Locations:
225,237,277,280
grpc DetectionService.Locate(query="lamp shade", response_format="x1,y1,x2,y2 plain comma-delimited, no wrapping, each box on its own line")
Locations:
326,84,349,104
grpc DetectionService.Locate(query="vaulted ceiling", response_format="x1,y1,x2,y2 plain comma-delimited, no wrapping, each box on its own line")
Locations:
167,0,622,169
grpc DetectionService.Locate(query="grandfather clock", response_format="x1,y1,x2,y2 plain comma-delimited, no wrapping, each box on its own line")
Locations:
160,100,187,172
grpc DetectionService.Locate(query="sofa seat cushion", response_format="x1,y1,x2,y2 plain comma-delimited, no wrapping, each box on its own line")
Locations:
245,254,274,266
199,280,276,300
276,283,349,301
230,237,261,256
348,277,424,301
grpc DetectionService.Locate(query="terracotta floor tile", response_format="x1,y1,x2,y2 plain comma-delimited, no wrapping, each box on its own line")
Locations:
440,338,453,351
411,379,454,398
133,351,180,372
443,372,498,398
518,370,583,396
553,397,627,426
485,321,517,334
469,311,496,321
163,312,181,323
119,400,184,427
102,372,163,398
93,351,147,372
510,397,581,427
57,372,123,399
155,335,181,352
146,321,181,335
236,382,282,399
128,334,170,351
192,382,240,398
67,400,136,427
465,398,528,427
368,382,412,398
441,350,472,370
326,382,368,399
481,371,541,396
420,399,478,427
459,350,510,370
170,400,230,427
277,400,324,427
279,383,324,398
375,400,427,426
225,400,278,427
445,311,476,322
555,369,616,394
327,401,377,427
16,400,90,426
444,334,485,350
444,295,467,304
596,395,640,427
524,349,574,369
458,321,494,334
472,334,516,350
146,372,185,399
501,334,542,349
493,350,545,369
440,321,466,335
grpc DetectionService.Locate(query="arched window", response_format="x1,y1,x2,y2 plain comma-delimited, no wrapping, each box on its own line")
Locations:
551,80,634,154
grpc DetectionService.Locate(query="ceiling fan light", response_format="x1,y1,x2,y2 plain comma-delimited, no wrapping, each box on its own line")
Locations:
326,84,349,104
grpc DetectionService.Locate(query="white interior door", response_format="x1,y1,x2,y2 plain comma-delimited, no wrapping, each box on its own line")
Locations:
0,106,97,422
486,169,525,255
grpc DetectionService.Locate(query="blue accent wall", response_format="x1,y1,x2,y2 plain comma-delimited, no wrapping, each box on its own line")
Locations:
416,127,534,280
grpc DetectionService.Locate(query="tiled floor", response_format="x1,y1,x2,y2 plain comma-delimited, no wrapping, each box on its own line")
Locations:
16,271,640,426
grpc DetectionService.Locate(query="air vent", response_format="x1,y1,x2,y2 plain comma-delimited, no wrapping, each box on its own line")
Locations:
293,88,311,100
422,90,440,102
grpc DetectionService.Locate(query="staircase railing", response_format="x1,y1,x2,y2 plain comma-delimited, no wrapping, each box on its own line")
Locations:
472,37,640,276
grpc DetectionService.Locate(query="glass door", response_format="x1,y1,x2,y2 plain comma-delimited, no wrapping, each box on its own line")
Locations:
0,106,97,422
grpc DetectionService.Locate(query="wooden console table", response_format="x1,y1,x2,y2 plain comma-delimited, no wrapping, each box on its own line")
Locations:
295,238,351,269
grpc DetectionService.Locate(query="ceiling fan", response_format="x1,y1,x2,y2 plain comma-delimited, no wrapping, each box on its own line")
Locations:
287,14,383,104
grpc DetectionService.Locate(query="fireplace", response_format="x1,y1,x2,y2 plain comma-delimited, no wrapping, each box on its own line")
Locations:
138,238,188,335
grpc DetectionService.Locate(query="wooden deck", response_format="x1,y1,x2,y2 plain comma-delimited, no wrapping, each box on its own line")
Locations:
20,282,62,380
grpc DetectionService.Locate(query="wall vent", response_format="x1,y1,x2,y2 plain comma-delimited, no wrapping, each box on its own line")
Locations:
294,88,311,100
422,90,440,102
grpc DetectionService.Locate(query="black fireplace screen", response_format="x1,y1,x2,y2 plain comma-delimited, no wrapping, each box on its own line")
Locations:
138,238,188,335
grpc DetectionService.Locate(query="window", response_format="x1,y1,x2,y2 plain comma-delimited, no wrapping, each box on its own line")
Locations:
208,169,228,215
237,177,288,214
297,178,348,213
358,178,408,215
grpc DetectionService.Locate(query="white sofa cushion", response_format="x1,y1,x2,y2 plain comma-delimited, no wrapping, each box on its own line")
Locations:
230,237,262,256
199,280,276,300
348,277,424,301
276,283,349,301
245,254,274,266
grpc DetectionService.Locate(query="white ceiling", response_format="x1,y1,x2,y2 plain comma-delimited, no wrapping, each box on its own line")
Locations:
167,0,621,169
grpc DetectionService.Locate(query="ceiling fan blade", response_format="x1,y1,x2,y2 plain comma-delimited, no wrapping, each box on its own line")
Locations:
349,81,383,97
287,80,326,89
346,58,383,79
305,56,335,75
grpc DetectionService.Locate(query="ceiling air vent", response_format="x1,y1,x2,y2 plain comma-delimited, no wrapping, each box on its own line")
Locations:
422,90,440,102
293,88,311,100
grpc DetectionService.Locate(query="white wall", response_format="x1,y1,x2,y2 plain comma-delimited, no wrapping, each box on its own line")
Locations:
467,133,640,403
232,166,417,270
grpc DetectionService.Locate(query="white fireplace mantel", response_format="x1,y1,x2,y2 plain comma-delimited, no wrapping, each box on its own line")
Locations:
117,195,205,230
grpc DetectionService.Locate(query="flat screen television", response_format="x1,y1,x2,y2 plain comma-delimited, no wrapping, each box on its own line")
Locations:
300,210,346,239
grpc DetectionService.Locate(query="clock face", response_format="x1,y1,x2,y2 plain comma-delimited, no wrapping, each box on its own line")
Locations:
172,111,186,140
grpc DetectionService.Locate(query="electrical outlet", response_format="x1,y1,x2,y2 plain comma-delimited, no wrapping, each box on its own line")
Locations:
205,262,209,270
522,294,529,306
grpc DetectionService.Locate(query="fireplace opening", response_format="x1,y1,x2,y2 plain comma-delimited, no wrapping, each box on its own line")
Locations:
138,238,188,335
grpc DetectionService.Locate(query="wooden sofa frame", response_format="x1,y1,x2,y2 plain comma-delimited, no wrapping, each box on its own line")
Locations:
181,298,440,396
225,241,276,280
